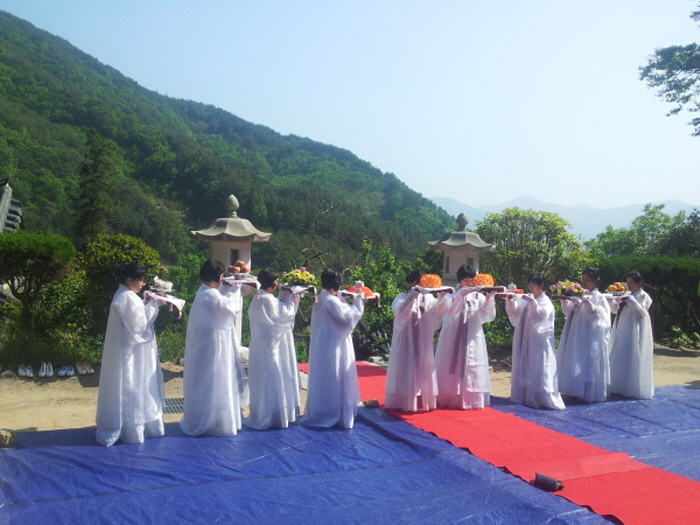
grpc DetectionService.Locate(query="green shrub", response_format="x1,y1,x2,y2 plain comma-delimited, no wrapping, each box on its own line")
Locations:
0,230,76,333
600,255,700,337
76,234,161,339
157,320,188,362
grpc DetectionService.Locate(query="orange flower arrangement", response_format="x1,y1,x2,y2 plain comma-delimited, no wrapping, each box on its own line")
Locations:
472,273,495,287
419,274,443,288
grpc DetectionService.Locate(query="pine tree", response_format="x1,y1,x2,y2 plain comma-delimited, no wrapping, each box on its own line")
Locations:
74,129,116,245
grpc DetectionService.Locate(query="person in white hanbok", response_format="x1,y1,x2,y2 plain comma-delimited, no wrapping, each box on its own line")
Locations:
244,268,301,430
302,269,365,429
96,263,166,447
556,267,611,403
385,270,447,412
505,273,565,410
180,259,246,437
435,265,497,410
607,271,654,400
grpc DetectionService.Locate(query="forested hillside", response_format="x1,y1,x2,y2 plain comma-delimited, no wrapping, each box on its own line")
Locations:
0,11,452,267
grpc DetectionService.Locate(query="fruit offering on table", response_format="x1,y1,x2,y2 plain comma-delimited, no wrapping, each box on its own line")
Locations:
606,282,627,293
228,260,251,274
419,274,443,288
472,273,495,287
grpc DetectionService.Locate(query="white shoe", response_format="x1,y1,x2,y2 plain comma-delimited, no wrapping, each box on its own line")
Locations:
18,365,27,377
75,362,87,375
65,365,75,377
46,362,54,377
39,362,47,378
84,361,95,374
25,365,34,378
58,365,67,377
0,429,15,448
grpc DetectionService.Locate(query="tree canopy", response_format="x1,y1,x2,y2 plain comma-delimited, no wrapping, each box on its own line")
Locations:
586,204,694,260
0,230,76,331
640,3,700,135
475,207,590,288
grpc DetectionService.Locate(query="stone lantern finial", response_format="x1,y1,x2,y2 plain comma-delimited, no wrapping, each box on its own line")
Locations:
225,195,239,218
456,213,468,231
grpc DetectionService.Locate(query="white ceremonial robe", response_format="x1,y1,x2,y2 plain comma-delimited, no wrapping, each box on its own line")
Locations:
506,294,565,410
608,288,654,399
180,283,244,437
302,290,364,429
244,290,300,430
435,288,496,410
384,290,446,412
557,291,611,403
229,286,250,408
96,285,164,447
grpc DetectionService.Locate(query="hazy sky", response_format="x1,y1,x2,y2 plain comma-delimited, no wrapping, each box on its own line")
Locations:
3,0,700,209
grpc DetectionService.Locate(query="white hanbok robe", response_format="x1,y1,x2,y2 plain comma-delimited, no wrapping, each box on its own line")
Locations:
244,290,300,430
608,288,654,399
302,290,365,429
506,294,565,410
384,290,446,412
96,285,164,447
557,291,611,403
180,283,245,437
435,288,496,409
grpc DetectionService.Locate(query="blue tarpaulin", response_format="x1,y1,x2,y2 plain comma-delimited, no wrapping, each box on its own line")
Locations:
1,408,607,525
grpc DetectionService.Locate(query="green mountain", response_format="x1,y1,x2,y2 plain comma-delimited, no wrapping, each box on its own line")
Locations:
0,10,453,268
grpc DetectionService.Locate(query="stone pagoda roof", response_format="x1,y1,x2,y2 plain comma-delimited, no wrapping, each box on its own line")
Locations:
190,195,271,243
428,212,492,251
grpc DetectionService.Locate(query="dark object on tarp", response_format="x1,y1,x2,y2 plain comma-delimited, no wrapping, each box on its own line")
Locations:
533,472,564,492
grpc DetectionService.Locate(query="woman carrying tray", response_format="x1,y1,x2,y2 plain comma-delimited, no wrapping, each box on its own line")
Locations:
556,267,611,403
505,273,565,410
96,263,167,447
385,270,448,412
435,265,497,410
302,269,365,429
244,268,301,430
180,259,247,437
607,271,654,400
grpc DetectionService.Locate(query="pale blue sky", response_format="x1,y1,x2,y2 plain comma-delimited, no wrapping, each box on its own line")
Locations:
2,0,700,209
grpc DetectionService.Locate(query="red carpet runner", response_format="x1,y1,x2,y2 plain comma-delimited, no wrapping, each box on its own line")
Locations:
300,362,700,524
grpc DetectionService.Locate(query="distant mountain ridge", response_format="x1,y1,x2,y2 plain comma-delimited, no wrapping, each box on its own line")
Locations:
431,196,700,240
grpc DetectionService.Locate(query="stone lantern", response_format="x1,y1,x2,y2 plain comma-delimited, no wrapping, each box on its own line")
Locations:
428,213,493,285
190,194,271,268
190,194,271,346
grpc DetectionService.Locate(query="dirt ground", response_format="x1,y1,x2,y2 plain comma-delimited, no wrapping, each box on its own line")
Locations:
1,345,699,433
